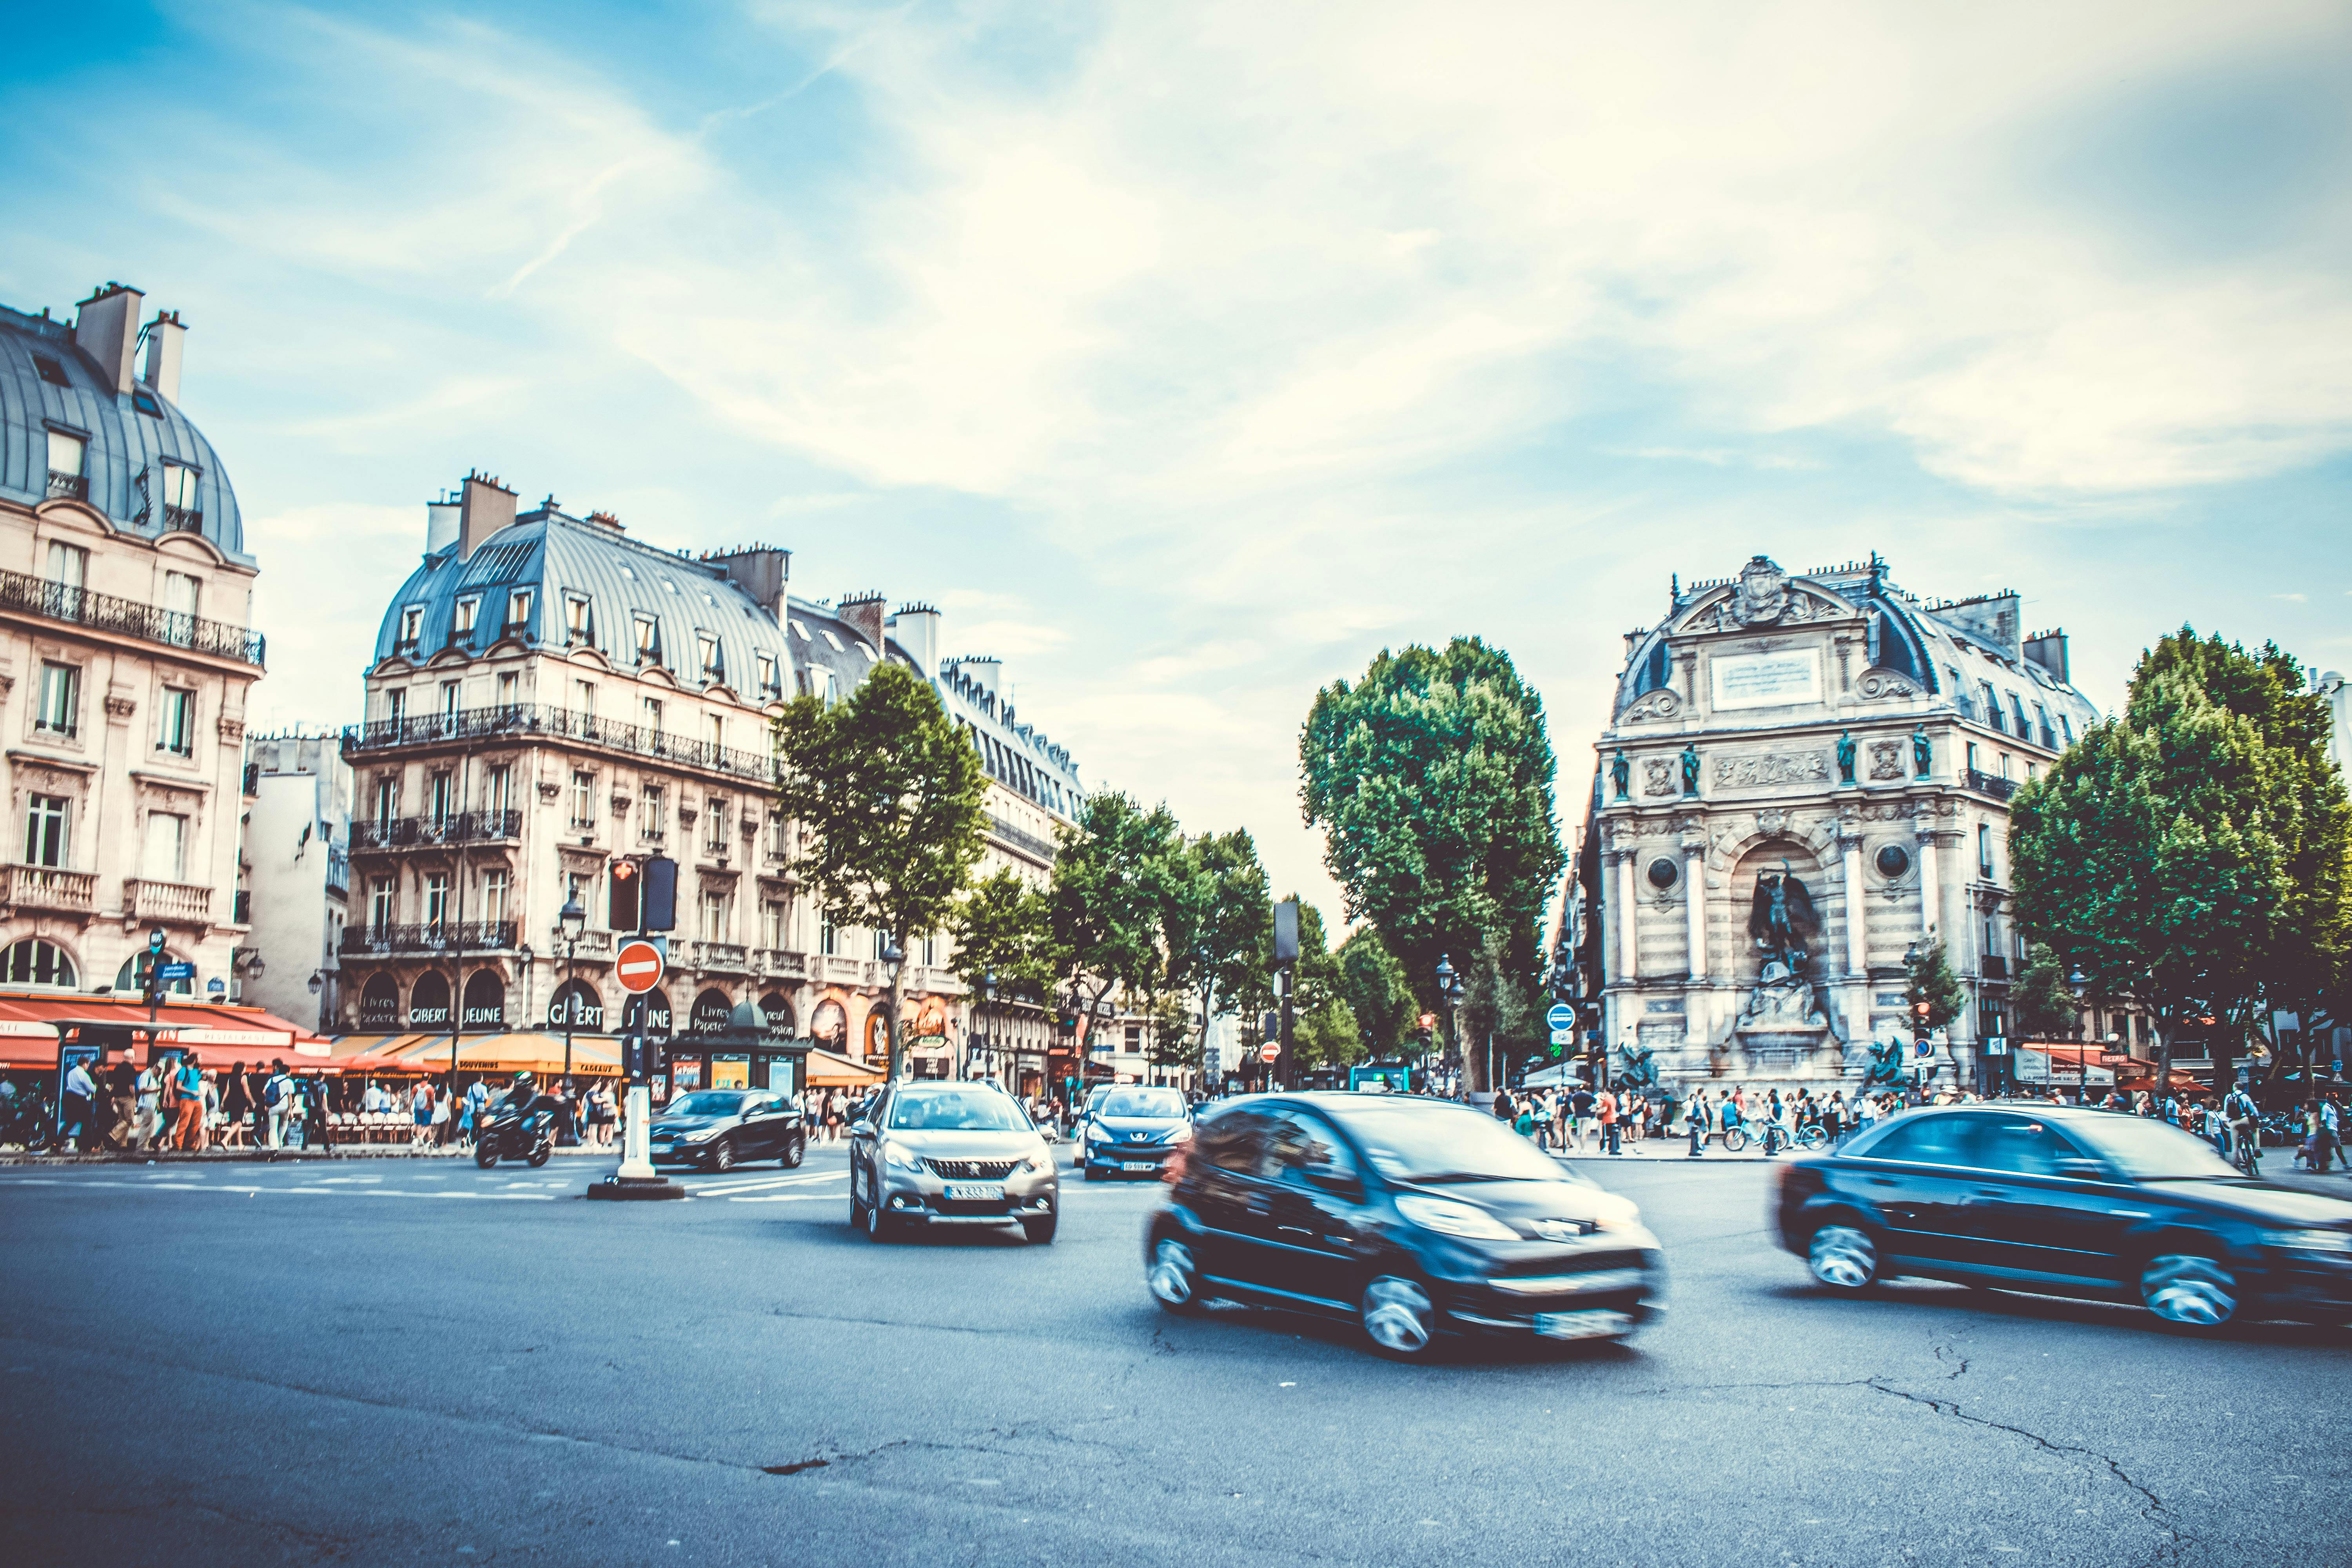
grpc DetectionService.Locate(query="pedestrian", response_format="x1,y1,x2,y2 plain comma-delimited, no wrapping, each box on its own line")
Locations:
2323,1093,2345,1173
1823,1091,1847,1150
134,1058,161,1151
171,1053,205,1149
1720,1089,1743,1150
1597,1082,1621,1156
1685,1089,1708,1157
103,1053,138,1149
1551,1089,1570,1152
1494,1087,1517,1124
410,1079,434,1149
61,1054,97,1150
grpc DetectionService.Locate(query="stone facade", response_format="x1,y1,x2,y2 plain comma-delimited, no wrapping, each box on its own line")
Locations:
1581,554,2100,1091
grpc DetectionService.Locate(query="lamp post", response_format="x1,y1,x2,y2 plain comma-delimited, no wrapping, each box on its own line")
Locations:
977,970,997,1083
881,938,906,1082
1435,953,1464,1100
557,895,585,1082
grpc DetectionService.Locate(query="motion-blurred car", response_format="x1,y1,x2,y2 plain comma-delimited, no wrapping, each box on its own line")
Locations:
1775,1104,2352,1329
647,1089,806,1172
1076,1085,1192,1180
850,1082,1059,1243
1144,1093,1660,1358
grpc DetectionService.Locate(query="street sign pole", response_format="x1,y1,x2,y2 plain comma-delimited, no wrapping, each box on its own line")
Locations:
590,936,683,1200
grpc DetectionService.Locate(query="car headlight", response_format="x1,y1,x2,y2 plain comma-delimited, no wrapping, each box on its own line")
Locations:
680,1127,717,1143
1085,1124,1109,1145
1021,1151,1053,1174
883,1142,925,1172
2260,1227,2352,1252
1395,1193,1520,1241
1163,1123,1193,1145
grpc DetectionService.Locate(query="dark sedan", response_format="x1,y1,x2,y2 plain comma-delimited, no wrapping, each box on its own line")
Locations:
1145,1093,1661,1359
1776,1104,2352,1330
648,1090,806,1172
1077,1085,1193,1180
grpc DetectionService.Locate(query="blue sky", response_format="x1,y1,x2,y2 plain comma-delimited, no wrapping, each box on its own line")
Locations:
5,0,2349,926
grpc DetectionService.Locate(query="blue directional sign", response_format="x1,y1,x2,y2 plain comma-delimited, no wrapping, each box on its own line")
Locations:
158,962,196,981
1546,1004,1575,1031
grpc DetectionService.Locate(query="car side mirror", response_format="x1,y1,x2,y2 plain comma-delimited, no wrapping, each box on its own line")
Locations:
1305,1168,1361,1198
2054,1156,2107,1180
849,1119,875,1138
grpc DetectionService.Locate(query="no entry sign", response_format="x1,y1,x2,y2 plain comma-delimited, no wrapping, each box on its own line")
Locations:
1258,1041,1281,1063
615,940,665,994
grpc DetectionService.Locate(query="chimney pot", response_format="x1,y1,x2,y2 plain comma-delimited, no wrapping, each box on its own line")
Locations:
457,471,518,562
73,282,144,396
141,309,186,403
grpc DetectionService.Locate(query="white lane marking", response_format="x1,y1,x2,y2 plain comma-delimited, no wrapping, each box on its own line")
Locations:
0,1177,552,1201
691,1172,842,1194
729,1192,851,1203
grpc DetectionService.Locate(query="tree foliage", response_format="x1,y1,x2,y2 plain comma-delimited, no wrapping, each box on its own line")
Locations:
946,867,1056,1002
1903,938,1964,1035
1300,638,1565,1091
1333,926,1415,1058
2010,942,2081,1042
774,661,987,1079
1049,791,1185,1042
1160,828,1273,1070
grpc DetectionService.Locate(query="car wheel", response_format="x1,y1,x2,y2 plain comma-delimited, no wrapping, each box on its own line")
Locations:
1149,1238,1206,1314
708,1137,736,1174
862,1196,895,1242
1808,1223,1880,1292
474,1143,499,1169
1361,1274,1439,1359
782,1134,804,1169
2140,1253,2238,1328
1022,1209,1058,1245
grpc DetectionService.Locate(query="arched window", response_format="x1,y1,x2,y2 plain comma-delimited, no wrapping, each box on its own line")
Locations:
690,988,733,1036
759,992,794,1034
4,939,77,988
409,971,452,1028
864,1009,889,1057
461,969,506,1030
358,973,400,1029
114,952,191,995
809,998,846,1048
548,978,604,1031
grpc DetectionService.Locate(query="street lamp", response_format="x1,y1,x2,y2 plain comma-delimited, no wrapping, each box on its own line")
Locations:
1435,953,1464,1099
557,894,585,1083
880,938,906,1081
978,970,998,1083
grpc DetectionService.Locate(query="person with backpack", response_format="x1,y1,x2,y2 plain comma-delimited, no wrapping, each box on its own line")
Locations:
171,1053,205,1149
261,1060,293,1149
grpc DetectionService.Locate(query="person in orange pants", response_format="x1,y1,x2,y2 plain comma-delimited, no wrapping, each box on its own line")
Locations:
171,1056,206,1149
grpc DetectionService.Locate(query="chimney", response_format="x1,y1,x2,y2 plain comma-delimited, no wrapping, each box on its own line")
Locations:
74,282,143,396
707,546,791,624
425,490,461,554
888,602,942,676
956,656,1002,701
2022,629,2071,685
457,471,517,562
140,310,187,403
837,591,887,654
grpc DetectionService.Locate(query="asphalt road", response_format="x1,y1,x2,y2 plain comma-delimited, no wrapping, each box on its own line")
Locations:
2,1148,2347,1568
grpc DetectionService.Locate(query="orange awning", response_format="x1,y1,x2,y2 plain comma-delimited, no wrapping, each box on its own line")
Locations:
806,1047,886,1086
383,1031,622,1077
0,989,328,1069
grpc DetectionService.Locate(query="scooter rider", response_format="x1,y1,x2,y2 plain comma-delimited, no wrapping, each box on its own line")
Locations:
504,1071,541,1116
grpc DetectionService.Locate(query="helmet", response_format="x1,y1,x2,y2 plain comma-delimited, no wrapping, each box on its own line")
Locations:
511,1071,535,1093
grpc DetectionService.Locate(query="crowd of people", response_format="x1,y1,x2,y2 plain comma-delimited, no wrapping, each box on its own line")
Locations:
1,1054,335,1153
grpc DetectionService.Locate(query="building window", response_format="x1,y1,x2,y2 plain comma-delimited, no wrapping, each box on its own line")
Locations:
157,688,196,756
454,595,480,635
161,460,201,512
481,869,509,926
574,679,596,718
1978,823,1994,879
424,872,449,927
32,355,69,388
765,811,786,858
705,797,728,853
1980,1000,2005,1040
368,877,394,931
1998,752,2012,780
820,919,837,957
922,933,938,966
440,680,460,720
430,772,453,827
701,890,728,942
385,688,406,728
372,777,397,828
47,429,87,492
708,714,724,752
635,615,661,662
2,938,76,988
45,541,87,592
760,899,785,950
757,652,779,695
641,785,666,842
506,589,533,632
496,671,519,708
1125,1023,1142,1053
485,764,513,816
570,771,595,828
398,606,424,649
643,697,663,736
36,661,80,737
697,632,721,681
564,594,592,646
24,795,71,867
1964,740,1979,774
2060,714,2073,744
565,871,592,915
142,811,188,883
164,570,201,625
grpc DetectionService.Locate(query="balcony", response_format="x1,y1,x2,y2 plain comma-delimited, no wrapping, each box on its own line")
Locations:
325,848,351,898
2,864,97,915
1981,954,2010,980
350,810,523,851
755,948,808,980
123,878,213,925
162,504,203,534
814,954,876,988
986,813,1059,865
341,920,519,956
695,942,750,973
0,568,266,667
1962,768,2019,801
343,703,777,787
47,470,87,502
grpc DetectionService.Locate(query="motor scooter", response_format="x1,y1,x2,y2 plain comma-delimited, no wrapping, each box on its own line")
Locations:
475,1097,556,1168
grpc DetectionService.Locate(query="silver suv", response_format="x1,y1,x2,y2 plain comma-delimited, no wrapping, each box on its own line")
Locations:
850,1082,1060,1243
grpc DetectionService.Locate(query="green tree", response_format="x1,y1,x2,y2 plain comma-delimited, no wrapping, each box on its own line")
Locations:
1904,938,1964,1038
1283,899,1363,1074
1332,926,1414,1058
1160,829,1273,1081
774,662,987,1081
947,867,1056,1071
1459,929,1541,1086
1050,791,1184,1059
1301,638,1565,1093
2010,942,2081,1042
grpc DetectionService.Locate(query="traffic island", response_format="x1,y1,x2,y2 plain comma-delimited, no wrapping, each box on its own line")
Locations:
585,1174,686,1200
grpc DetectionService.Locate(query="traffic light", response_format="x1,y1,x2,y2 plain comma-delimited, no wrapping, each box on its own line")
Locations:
625,1031,666,1082
609,858,641,932
641,856,677,932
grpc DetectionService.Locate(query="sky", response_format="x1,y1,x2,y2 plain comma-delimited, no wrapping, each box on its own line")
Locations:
4,0,2348,931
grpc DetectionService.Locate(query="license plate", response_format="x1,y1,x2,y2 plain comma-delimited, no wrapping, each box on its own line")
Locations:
1534,1310,1631,1341
1120,1161,1159,1172
944,1182,1004,1201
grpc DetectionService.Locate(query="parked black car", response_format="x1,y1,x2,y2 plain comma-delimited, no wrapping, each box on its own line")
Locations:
648,1090,806,1172
1775,1104,2352,1329
1076,1085,1192,1180
1145,1093,1661,1359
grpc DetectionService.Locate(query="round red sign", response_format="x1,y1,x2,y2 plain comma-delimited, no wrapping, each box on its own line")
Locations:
1258,1041,1281,1063
615,940,665,995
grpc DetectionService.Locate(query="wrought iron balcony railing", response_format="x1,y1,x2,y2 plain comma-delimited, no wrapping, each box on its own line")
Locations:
47,470,87,501
349,810,524,851
341,920,519,955
987,813,1059,864
343,703,778,786
1962,768,2019,802
0,568,266,667
162,505,203,533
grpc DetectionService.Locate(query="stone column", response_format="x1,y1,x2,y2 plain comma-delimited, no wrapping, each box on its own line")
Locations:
1683,842,1708,982
1614,849,1639,983
1840,825,1867,977
1914,822,1940,945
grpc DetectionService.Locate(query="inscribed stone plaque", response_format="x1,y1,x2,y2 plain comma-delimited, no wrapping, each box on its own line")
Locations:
1710,649,1821,710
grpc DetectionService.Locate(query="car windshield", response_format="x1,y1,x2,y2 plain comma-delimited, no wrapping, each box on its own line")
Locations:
2071,1114,2243,1180
1327,1102,1568,1183
888,1089,1031,1132
663,1092,745,1118
1094,1088,1185,1119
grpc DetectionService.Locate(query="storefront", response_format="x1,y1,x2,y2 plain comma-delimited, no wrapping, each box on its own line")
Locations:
656,999,811,1103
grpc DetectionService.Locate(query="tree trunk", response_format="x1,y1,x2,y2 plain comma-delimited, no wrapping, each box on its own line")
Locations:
885,966,905,1083
2152,1016,2173,1117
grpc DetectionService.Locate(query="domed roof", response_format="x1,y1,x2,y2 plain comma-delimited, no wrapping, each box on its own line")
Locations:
0,303,247,564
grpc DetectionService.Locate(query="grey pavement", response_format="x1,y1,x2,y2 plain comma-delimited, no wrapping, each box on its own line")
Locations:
1,1145,2347,1567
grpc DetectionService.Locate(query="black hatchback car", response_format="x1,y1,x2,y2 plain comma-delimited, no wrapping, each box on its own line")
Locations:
648,1089,806,1172
1145,1093,1661,1358
1776,1104,2352,1329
